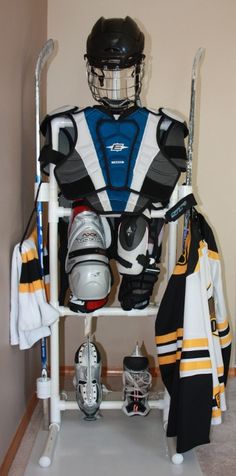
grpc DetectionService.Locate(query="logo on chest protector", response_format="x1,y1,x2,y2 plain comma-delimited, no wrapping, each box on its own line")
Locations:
106,143,128,152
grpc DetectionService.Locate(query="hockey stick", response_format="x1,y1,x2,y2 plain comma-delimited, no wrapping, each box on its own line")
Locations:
163,49,205,464
35,39,55,378
186,47,205,186
183,47,205,244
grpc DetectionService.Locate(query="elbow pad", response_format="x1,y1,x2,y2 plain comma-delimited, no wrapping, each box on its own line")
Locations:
117,212,151,275
117,214,165,310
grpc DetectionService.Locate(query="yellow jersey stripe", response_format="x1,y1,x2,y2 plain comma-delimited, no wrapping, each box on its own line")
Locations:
217,366,224,376
173,262,187,275
182,338,209,349
156,329,183,345
180,359,212,371
208,250,219,261
21,248,38,263
219,384,225,394
212,408,221,418
19,280,44,293
217,320,229,331
213,385,220,396
220,334,232,347
158,352,181,365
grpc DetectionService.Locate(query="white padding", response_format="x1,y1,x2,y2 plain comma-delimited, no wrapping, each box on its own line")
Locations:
117,215,149,275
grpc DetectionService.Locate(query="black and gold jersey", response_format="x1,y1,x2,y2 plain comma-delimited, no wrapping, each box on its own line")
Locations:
155,211,231,453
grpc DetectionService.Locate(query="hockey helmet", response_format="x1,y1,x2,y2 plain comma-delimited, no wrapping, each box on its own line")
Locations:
85,16,145,109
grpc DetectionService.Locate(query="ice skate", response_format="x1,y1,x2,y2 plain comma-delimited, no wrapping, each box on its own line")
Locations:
122,343,152,416
74,337,102,420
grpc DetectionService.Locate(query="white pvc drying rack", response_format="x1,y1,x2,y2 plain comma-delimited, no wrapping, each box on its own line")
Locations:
36,116,192,468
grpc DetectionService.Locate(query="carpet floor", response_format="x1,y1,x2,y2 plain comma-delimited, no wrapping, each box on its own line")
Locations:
8,377,236,476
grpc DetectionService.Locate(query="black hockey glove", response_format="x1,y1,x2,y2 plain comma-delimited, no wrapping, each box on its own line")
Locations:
118,267,160,311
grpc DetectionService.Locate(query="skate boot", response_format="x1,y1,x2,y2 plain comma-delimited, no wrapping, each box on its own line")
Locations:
74,338,102,420
122,343,152,416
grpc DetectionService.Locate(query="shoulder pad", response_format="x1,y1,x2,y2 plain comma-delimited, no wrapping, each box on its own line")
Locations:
40,105,80,136
159,108,188,137
144,106,160,115
47,105,79,117
160,107,186,124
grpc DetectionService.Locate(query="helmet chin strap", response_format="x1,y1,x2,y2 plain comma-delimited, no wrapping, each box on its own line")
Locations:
101,97,132,110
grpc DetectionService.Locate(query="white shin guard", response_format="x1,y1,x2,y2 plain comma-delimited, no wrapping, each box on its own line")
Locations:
65,205,112,312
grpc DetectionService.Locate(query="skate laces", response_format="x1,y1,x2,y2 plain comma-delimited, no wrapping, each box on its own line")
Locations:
123,369,152,400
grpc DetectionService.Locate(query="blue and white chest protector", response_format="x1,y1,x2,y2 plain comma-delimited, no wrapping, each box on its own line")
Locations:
40,105,188,214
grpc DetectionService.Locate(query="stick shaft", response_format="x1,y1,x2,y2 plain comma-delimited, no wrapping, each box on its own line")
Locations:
186,47,205,186
183,48,205,248
35,39,55,373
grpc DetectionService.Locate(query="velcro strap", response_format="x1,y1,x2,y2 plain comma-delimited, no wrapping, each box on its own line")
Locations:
165,193,197,222
69,297,108,313
116,255,132,269
117,253,158,271
68,248,106,259
39,145,65,173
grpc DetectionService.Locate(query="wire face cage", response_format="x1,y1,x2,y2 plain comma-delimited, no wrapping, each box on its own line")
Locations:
86,62,145,108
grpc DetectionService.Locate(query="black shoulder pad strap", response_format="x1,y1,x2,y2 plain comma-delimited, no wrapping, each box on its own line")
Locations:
39,107,79,175
39,145,65,171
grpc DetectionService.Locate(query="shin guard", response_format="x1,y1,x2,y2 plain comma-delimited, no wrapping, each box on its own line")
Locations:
65,203,112,312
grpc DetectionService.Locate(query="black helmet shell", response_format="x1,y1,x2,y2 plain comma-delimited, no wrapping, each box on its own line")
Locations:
85,16,145,69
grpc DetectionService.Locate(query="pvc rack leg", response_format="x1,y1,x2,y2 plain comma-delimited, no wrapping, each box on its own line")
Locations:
167,437,184,465
38,423,60,468
42,399,49,430
156,389,184,463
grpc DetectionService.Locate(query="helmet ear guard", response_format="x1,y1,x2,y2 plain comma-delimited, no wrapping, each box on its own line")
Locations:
65,204,113,313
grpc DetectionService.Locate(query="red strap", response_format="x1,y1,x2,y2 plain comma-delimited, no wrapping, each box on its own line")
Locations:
86,298,108,312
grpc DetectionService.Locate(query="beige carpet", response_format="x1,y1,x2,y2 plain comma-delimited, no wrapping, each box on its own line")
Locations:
196,377,236,476
9,377,236,476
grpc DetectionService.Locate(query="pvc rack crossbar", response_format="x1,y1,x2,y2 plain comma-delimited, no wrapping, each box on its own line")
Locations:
37,117,191,467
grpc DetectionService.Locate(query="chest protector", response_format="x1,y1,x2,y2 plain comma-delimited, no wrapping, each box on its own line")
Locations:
40,106,187,214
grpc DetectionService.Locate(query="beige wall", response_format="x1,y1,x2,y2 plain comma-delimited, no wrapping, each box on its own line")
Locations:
0,0,47,466
47,0,236,368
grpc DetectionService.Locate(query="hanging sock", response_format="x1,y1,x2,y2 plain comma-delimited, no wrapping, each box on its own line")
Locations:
10,230,59,350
